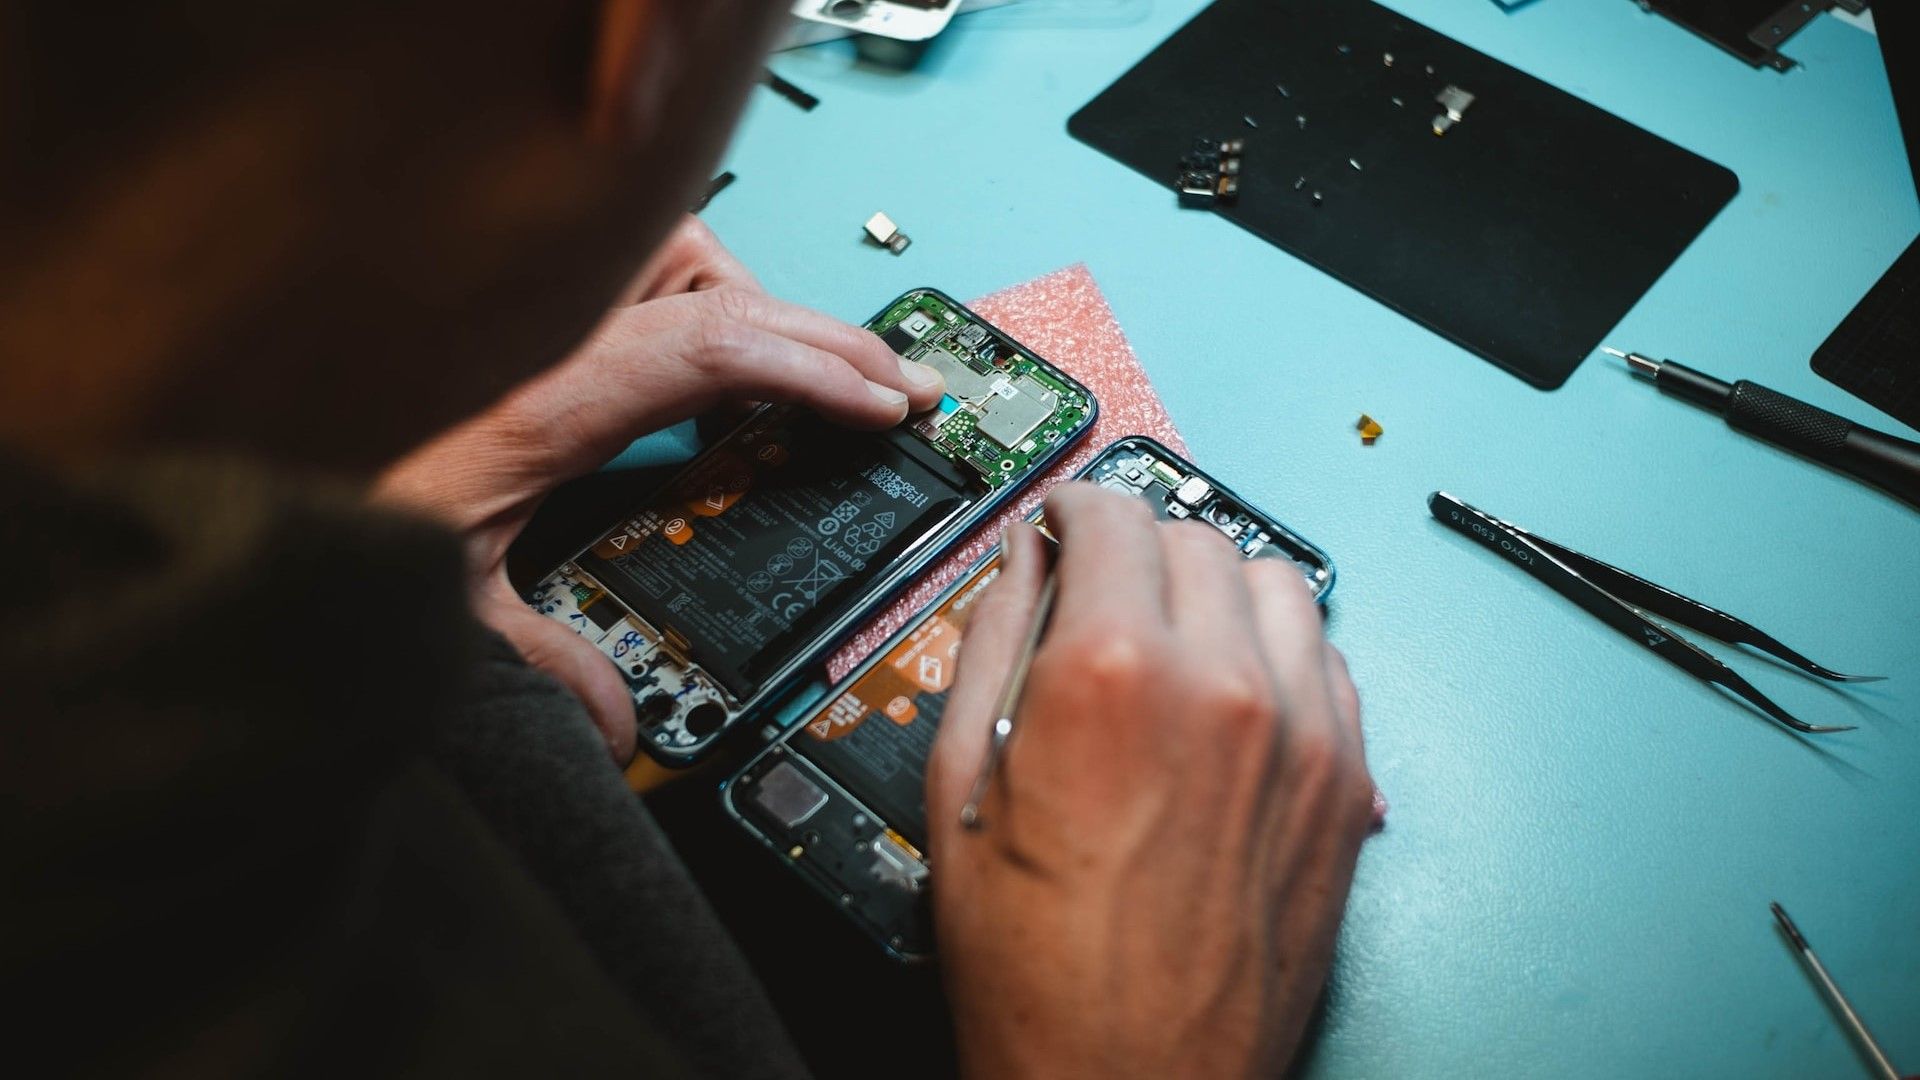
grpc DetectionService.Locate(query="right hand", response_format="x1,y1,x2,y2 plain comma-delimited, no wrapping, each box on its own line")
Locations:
927,483,1375,1079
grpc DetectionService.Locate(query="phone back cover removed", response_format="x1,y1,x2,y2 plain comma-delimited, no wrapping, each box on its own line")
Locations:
1068,0,1738,389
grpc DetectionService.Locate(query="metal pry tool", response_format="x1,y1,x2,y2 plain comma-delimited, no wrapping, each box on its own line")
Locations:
1428,492,1881,735
958,570,1058,830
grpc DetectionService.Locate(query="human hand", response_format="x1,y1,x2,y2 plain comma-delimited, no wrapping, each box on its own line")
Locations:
375,218,943,763
616,214,763,305
926,484,1375,1079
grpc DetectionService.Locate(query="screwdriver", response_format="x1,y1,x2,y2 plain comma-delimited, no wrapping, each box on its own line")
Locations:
1605,347,1920,511
1770,902,1906,1080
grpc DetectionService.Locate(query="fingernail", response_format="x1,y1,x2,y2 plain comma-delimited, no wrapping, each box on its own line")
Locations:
866,380,908,407
897,356,943,389
999,525,1018,569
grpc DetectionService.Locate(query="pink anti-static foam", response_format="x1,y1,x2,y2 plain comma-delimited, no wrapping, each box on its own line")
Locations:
825,264,1187,681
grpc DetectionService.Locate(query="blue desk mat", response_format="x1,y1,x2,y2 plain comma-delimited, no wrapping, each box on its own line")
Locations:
639,2,1920,1075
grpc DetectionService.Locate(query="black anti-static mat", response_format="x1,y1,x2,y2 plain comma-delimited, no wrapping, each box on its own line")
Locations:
1812,236,1920,433
1069,0,1739,389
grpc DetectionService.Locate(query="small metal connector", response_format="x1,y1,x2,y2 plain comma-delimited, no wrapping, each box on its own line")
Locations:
863,212,911,255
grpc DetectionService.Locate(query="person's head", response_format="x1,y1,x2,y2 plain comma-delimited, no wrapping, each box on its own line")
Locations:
0,0,785,475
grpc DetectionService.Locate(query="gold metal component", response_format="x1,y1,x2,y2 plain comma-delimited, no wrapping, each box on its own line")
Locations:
883,828,925,863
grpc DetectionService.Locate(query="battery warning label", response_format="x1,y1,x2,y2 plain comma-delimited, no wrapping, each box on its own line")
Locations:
578,420,966,699
796,558,1002,844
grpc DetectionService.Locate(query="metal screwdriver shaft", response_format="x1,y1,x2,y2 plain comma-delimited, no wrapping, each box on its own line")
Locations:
959,572,1057,830
1770,902,1901,1080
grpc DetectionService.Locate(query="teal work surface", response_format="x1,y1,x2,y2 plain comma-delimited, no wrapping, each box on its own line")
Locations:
675,2,1919,1075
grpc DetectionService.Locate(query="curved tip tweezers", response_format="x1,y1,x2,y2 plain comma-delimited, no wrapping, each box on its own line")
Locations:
1427,492,1876,735
1806,668,1888,684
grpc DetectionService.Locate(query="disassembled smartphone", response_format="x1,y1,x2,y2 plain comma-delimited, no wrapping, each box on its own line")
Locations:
524,289,1095,765
722,436,1336,958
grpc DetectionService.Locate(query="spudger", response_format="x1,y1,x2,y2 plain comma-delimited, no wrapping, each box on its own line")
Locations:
1770,902,1903,1080
958,570,1058,831
1604,347,1920,511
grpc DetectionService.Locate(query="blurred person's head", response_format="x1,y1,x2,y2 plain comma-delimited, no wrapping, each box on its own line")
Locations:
0,1,785,475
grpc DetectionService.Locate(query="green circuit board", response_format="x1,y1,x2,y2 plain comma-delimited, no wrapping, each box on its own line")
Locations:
870,290,1091,488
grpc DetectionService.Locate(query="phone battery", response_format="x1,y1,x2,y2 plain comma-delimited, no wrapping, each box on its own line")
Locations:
580,416,968,699
790,559,1001,845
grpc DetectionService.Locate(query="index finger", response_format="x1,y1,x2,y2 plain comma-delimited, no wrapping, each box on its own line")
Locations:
1042,482,1169,633
701,290,948,414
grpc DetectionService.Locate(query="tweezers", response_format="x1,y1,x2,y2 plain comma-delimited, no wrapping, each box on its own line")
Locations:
1428,492,1881,734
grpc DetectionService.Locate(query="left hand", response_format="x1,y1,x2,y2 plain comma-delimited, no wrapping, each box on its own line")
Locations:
374,217,944,763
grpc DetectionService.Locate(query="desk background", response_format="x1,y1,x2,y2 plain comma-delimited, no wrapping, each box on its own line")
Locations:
638,3,1918,1074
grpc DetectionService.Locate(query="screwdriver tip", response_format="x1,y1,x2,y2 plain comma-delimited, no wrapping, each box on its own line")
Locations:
1603,347,1662,379
1771,902,1809,950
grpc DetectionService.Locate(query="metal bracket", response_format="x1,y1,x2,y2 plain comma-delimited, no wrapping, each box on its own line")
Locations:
1635,0,1863,72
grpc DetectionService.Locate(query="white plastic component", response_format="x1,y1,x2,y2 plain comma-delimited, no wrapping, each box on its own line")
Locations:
1174,476,1213,507
863,211,911,254
790,0,963,44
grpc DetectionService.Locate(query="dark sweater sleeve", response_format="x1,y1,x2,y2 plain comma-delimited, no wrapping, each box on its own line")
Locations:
0,455,792,1078
433,631,811,1080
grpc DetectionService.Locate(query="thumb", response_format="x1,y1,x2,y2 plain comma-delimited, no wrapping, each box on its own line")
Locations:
926,523,1050,845
483,595,639,765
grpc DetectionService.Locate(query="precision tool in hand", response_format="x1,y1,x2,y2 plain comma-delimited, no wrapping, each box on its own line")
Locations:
1604,347,1920,511
1770,902,1906,1080
1428,492,1882,735
958,570,1058,830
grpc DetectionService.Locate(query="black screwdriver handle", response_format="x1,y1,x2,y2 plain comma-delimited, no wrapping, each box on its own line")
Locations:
1727,381,1920,511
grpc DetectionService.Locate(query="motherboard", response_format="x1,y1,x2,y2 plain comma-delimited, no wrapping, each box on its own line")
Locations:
876,290,1091,487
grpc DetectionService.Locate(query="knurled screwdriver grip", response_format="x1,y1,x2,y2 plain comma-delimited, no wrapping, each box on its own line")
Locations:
1726,380,1920,510
1614,346,1920,514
